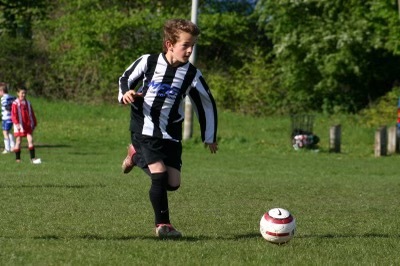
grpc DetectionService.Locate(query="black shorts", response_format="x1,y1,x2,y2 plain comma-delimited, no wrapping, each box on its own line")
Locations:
131,133,182,171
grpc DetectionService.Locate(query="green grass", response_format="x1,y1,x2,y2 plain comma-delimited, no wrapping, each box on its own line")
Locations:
0,98,399,265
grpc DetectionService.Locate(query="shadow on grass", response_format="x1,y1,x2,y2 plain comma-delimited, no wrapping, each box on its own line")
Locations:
16,144,72,149
0,184,106,189
36,144,71,148
31,233,263,242
7,232,398,242
298,233,400,239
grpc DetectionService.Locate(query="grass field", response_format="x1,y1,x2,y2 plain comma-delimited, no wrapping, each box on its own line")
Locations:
0,98,399,265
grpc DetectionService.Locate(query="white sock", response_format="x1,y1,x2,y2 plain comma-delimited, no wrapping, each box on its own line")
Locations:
4,138,10,151
8,133,15,150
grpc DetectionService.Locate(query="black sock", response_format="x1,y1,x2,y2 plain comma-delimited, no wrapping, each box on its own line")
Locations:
15,149,21,160
149,172,170,226
29,147,35,159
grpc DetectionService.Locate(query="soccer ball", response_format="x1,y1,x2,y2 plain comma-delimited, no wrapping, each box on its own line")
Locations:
260,208,296,244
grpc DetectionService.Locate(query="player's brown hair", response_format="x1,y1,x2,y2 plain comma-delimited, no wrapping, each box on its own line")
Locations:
162,19,200,53
0,82,8,93
15,83,27,92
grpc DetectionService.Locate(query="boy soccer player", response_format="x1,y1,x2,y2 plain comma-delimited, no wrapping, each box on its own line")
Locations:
11,85,41,164
0,82,15,154
118,19,218,238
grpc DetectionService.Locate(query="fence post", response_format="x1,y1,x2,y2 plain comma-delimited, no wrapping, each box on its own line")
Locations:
387,126,397,155
329,125,341,153
374,126,387,157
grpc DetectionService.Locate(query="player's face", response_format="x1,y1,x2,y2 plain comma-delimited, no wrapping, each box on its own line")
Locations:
168,31,196,66
17,90,27,100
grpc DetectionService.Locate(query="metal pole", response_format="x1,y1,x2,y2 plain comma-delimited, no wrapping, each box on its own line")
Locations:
183,0,198,140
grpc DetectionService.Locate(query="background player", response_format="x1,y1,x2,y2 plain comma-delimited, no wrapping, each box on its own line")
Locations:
0,82,16,154
11,85,41,164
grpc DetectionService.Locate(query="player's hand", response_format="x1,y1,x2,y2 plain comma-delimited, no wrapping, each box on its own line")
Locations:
205,142,218,154
122,90,143,104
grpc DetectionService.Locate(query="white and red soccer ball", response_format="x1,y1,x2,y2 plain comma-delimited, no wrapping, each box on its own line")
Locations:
260,208,296,244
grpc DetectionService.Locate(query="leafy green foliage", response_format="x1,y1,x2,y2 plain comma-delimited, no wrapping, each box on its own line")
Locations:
38,0,180,101
0,0,47,38
0,35,48,93
208,50,288,115
255,0,400,113
359,86,400,128
199,12,253,68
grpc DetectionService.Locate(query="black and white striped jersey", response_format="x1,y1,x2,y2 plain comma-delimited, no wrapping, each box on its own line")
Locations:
118,53,217,143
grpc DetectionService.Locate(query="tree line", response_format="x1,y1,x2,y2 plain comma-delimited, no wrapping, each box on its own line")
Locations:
0,0,399,115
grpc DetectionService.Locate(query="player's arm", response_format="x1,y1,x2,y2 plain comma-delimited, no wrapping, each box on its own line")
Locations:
11,102,19,125
11,103,22,130
189,71,218,153
118,55,148,104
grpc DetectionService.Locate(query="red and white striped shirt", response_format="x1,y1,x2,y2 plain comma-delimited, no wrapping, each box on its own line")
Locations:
11,99,37,135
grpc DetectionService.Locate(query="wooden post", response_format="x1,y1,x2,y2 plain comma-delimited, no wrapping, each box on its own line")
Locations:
374,126,387,157
329,125,341,153
387,126,397,155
